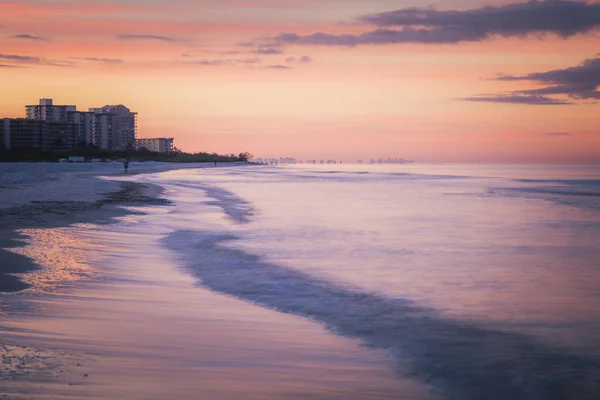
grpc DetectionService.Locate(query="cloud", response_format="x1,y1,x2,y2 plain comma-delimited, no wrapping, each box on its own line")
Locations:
8,34,49,41
0,53,106,67
266,64,291,69
0,64,25,68
191,57,261,67
216,50,244,55
465,54,600,105
461,94,573,105
299,55,312,63
253,47,282,55
496,56,600,99
71,57,124,64
270,0,600,46
117,34,175,42
284,55,312,65
360,0,600,37
543,132,572,136
236,57,261,64
192,59,230,66
0,53,41,63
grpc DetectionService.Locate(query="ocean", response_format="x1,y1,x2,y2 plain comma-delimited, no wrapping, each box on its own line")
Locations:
3,163,600,399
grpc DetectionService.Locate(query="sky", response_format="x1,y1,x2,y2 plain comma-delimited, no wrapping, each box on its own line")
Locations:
0,0,599,163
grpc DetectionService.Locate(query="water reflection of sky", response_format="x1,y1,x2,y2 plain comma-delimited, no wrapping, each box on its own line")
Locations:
7,226,101,294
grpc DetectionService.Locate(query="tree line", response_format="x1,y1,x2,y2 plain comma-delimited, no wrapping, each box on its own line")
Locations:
0,143,253,163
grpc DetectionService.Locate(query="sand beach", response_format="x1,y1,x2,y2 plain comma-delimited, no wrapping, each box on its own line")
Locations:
0,162,422,400
0,162,198,292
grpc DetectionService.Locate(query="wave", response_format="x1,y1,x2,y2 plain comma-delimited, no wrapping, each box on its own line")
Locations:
285,172,466,183
305,170,370,174
487,183,600,211
168,182,255,224
164,230,600,400
515,179,600,186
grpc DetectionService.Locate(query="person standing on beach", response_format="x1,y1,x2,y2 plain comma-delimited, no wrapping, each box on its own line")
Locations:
124,159,129,174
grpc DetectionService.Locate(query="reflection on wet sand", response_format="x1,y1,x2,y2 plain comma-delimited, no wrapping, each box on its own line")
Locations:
6,226,100,295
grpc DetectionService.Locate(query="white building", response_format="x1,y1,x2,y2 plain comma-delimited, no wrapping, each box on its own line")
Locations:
136,138,174,153
90,105,137,151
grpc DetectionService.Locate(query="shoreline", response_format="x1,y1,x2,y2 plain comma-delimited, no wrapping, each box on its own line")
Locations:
0,162,418,400
0,162,242,293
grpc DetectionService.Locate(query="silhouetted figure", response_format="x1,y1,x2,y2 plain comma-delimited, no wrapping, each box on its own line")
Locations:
214,161,217,167
124,159,129,174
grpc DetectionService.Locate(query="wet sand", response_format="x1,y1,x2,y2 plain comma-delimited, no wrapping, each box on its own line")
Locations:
1,223,425,399
0,162,223,292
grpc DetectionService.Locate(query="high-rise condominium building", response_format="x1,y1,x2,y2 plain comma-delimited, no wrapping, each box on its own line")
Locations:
25,98,93,146
1,99,137,151
90,105,137,151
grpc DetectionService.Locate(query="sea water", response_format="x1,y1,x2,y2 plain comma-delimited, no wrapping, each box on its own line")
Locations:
3,163,600,400
131,163,600,400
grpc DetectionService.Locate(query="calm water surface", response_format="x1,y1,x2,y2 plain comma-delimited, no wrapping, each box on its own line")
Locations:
3,163,600,400
143,163,600,399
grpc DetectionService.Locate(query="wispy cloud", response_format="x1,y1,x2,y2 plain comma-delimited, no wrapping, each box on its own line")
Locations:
0,53,41,63
117,34,176,42
299,55,312,64
461,94,573,105
0,53,118,67
544,132,572,136
237,57,261,64
269,0,600,46
253,47,282,55
8,34,50,41
71,57,124,64
192,59,229,66
266,64,291,69
191,57,262,67
496,56,600,100
284,55,312,65
465,54,600,105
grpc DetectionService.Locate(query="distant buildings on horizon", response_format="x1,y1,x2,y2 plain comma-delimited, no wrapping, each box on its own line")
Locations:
136,137,174,153
1,98,174,153
362,158,414,164
254,157,414,165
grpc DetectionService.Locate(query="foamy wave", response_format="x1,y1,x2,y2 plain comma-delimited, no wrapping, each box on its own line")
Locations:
165,182,255,224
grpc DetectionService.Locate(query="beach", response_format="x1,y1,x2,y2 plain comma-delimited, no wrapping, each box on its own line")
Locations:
0,162,428,400
1,162,599,400
0,162,194,293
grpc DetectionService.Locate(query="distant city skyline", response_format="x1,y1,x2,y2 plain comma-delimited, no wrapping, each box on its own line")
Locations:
0,1,599,163
254,157,414,165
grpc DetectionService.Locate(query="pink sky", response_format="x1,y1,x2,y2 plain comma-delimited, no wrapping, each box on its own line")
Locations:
1,0,599,162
